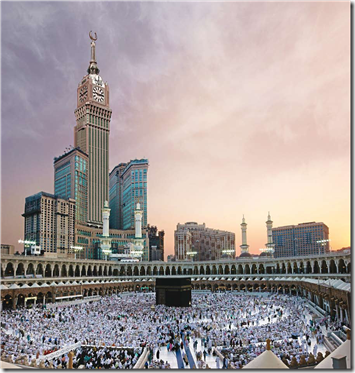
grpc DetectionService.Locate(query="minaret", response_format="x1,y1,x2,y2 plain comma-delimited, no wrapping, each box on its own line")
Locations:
100,200,112,258
240,215,250,255
265,212,275,255
130,201,145,260
134,202,143,239
102,201,110,237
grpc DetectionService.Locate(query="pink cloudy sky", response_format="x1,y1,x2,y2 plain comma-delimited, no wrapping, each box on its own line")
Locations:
1,2,350,258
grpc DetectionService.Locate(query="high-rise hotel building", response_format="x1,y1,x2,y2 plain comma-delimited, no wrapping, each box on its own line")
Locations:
74,33,112,227
22,192,75,254
54,148,88,225
175,222,235,261
272,222,330,258
109,159,148,230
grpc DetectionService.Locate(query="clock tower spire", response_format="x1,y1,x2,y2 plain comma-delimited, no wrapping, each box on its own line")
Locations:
74,32,112,227
88,31,100,75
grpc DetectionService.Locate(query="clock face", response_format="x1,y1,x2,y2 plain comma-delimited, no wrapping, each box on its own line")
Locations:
93,86,105,103
79,85,88,103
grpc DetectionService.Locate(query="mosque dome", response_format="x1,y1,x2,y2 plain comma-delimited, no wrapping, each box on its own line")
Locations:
260,251,273,257
239,252,252,258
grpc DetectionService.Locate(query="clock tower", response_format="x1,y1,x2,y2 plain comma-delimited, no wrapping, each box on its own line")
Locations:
74,31,112,227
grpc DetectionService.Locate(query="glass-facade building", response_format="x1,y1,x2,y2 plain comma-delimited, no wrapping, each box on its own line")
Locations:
109,159,148,230
54,148,88,224
272,222,329,258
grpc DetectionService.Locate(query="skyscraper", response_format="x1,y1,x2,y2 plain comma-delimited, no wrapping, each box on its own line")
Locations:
174,222,235,261
109,163,126,230
22,192,75,254
272,222,330,258
109,159,148,230
54,148,88,224
74,32,112,227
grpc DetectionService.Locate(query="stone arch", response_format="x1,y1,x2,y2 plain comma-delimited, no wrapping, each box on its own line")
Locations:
140,267,146,276
75,265,80,277
36,263,44,276
93,265,98,276
113,268,118,276
231,265,236,275
347,262,351,273
53,264,59,277
87,265,92,276
338,259,346,274
27,263,35,275
281,263,286,274
159,266,164,275
61,264,67,277
68,265,74,277
329,260,337,274
98,266,103,276
225,265,230,275
133,266,139,276
293,262,298,274
258,264,265,274
120,266,126,276
218,265,223,275
306,261,312,274
287,262,292,274
81,266,86,277
212,265,217,275
276,263,280,274
103,266,108,276
172,266,177,275
321,260,328,274
153,266,158,275
251,264,257,274
45,263,52,278
4,262,14,277
200,266,205,275
183,268,187,275
193,266,198,275
206,266,211,275
147,266,152,276
108,266,113,276
165,267,171,276
238,264,243,274
16,263,25,277
17,293,25,307
177,266,182,275
245,264,250,275
36,292,45,304
127,266,132,276
3,294,13,310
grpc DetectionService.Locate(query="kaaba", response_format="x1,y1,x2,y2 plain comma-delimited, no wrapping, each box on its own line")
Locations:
156,277,191,307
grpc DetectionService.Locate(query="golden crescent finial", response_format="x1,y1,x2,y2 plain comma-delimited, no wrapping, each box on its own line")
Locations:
89,31,98,41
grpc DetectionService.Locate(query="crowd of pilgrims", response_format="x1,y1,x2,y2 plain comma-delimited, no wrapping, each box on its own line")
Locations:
0,292,344,369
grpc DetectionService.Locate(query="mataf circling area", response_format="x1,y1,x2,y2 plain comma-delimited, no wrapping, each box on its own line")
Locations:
0,292,348,369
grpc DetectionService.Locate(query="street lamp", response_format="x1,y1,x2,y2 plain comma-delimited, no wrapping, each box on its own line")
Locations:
70,246,83,260
18,239,36,256
316,239,330,255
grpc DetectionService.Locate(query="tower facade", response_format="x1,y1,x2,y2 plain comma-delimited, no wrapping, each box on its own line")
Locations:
109,159,148,230
22,192,75,254
74,32,112,227
240,215,250,255
272,222,329,258
54,148,88,225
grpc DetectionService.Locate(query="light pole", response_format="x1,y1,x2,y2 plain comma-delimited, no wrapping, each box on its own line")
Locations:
18,239,36,256
70,246,83,260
